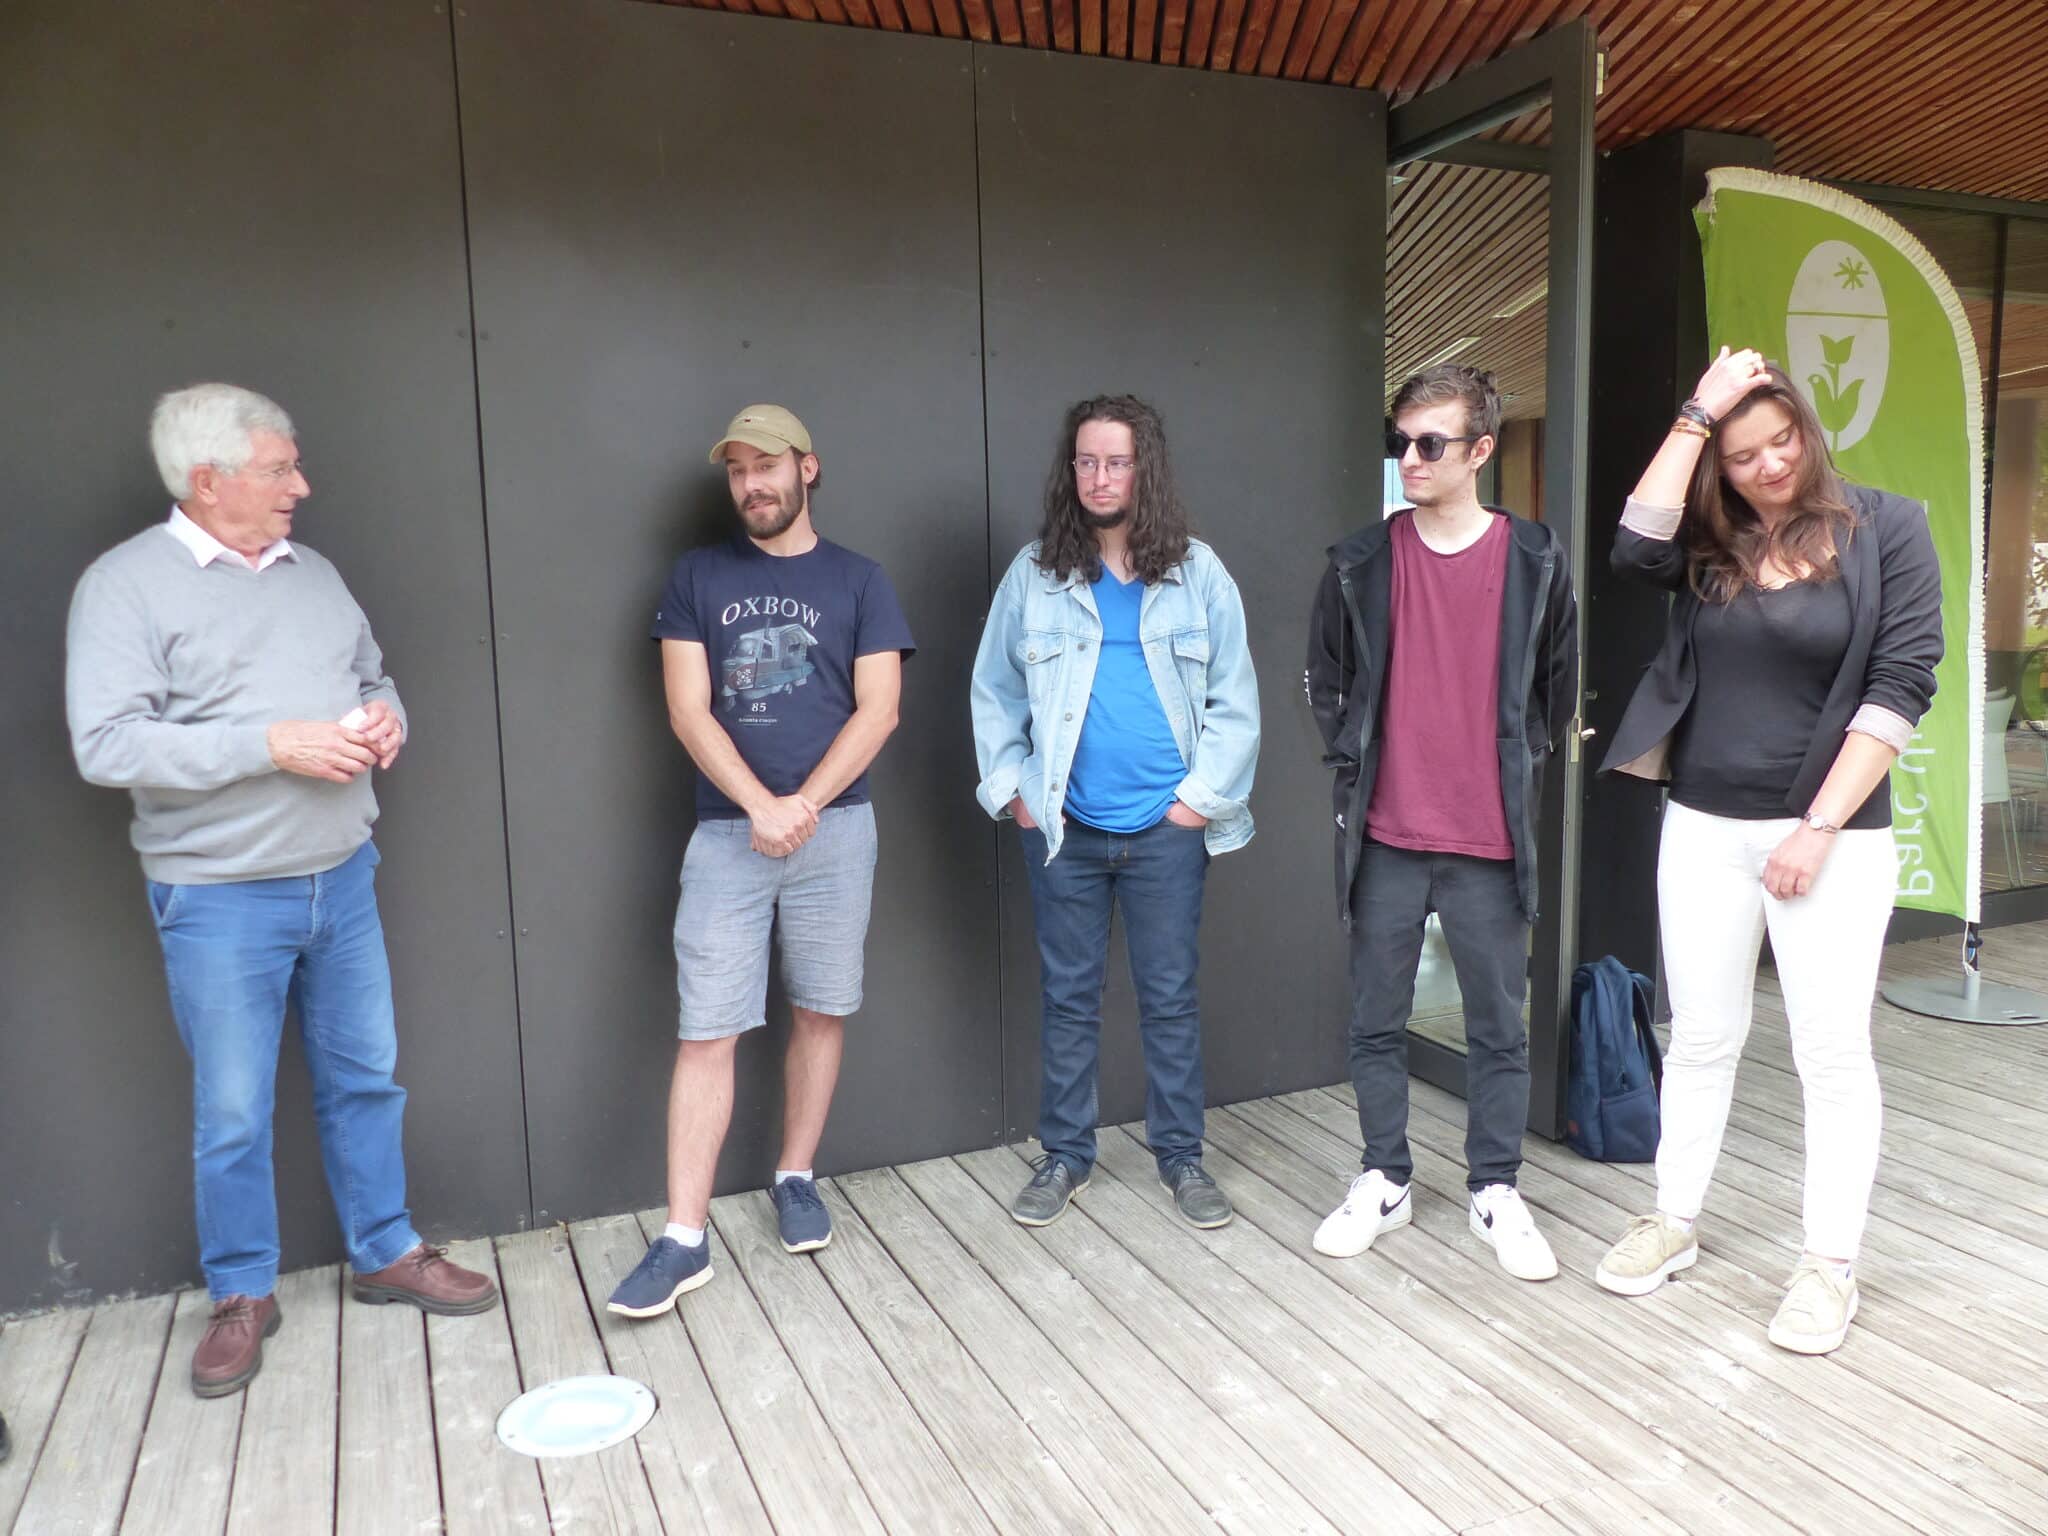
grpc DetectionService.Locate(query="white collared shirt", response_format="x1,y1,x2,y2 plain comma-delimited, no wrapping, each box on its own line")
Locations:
163,505,296,573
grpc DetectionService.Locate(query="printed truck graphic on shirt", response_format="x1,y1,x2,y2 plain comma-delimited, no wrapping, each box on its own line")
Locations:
722,622,818,709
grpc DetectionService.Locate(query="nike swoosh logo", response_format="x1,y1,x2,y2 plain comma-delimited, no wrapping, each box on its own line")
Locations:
1379,1193,1407,1217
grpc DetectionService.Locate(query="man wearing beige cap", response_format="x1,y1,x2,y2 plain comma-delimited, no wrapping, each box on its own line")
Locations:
609,405,914,1317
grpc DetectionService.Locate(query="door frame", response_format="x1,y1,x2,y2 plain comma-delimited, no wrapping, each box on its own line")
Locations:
1387,20,1599,1140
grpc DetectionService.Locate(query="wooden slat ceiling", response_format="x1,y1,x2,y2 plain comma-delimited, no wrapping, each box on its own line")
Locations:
651,0,2048,201
648,0,2048,419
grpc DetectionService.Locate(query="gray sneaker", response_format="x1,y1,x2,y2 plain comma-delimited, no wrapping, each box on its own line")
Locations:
1012,1155,1088,1226
1161,1159,1233,1229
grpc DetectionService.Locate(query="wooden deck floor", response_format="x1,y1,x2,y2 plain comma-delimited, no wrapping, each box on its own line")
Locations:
5,923,2048,1535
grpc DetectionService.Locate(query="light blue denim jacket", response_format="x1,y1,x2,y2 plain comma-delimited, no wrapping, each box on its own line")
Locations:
971,538,1261,862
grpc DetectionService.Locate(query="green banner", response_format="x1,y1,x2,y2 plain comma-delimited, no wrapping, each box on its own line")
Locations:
1697,168,1986,920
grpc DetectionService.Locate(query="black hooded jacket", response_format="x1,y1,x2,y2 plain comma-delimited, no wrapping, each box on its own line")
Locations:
1306,509,1578,928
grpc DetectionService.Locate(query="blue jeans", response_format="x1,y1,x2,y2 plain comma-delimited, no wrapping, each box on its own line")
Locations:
146,841,420,1300
1020,818,1210,1177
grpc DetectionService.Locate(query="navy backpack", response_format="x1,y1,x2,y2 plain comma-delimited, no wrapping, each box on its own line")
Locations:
1565,957,1664,1163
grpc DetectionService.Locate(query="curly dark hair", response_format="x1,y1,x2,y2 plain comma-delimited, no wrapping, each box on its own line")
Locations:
1034,394,1191,586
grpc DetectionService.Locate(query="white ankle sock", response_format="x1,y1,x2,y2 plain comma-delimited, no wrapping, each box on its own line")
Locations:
664,1222,704,1247
775,1169,813,1186
1659,1210,1695,1232
1812,1255,1853,1279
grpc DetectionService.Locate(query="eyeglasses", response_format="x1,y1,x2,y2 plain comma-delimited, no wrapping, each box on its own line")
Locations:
232,459,306,482
1072,456,1136,480
1384,430,1481,463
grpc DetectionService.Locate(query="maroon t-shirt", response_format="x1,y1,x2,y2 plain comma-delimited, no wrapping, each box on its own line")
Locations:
1364,511,1514,860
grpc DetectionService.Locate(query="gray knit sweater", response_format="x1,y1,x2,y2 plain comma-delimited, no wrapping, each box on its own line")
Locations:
65,523,407,883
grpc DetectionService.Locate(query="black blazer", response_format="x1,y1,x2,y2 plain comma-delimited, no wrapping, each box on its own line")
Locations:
1600,482,1943,825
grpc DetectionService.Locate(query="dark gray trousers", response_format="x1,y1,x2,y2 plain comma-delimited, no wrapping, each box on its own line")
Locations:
1346,839,1530,1191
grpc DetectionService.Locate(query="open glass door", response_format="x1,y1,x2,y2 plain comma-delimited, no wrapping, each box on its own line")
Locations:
1382,21,1599,1140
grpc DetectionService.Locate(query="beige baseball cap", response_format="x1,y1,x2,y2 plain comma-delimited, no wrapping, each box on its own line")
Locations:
708,403,813,464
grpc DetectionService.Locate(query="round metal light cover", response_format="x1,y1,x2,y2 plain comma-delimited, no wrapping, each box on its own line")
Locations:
495,1375,657,1458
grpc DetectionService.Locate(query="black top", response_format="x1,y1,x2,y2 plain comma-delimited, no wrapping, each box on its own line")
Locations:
1601,483,1945,830
1669,577,1858,822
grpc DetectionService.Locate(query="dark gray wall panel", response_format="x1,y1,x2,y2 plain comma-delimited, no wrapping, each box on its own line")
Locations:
974,50,1385,1144
453,0,998,1221
0,1,526,1311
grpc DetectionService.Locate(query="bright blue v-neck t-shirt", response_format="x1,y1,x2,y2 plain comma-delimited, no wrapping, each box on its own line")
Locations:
1063,568,1185,833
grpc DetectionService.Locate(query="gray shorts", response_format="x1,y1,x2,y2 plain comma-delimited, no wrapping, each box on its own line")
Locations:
674,802,878,1040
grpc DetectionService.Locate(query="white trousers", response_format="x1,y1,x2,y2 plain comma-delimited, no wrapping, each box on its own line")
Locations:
1654,800,1894,1259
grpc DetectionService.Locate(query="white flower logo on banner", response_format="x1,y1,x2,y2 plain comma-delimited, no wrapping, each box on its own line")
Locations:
1786,238,1888,452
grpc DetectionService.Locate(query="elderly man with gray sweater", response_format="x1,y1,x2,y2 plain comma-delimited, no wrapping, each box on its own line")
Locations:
65,383,497,1400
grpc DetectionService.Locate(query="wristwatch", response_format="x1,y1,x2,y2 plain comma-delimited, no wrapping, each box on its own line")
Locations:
1803,811,1840,835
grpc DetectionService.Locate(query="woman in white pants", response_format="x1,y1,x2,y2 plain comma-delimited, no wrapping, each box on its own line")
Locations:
1593,347,1944,1354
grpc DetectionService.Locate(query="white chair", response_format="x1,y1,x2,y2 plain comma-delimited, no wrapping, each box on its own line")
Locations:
1985,691,2021,884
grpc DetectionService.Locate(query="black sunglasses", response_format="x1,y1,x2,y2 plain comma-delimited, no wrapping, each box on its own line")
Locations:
1385,429,1483,463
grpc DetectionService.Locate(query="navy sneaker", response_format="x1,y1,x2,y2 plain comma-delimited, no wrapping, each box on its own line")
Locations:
771,1177,832,1253
1011,1155,1089,1226
1161,1159,1233,1228
606,1235,711,1318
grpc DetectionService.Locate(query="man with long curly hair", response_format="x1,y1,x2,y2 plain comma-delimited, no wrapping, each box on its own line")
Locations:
971,395,1261,1230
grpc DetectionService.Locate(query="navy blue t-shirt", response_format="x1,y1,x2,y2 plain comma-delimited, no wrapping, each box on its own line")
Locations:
652,535,915,819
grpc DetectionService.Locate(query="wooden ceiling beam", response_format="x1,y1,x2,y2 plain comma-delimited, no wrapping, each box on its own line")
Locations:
1379,0,1470,94
618,0,2048,206
1050,0,1078,49
1750,0,2021,143
1615,0,1872,138
1207,0,1250,67
1276,0,1337,77
1018,0,1049,48
1105,0,1129,54
1158,0,1189,63
1130,0,1159,57
1305,0,1369,83
1804,54,2048,193
1246,0,1303,72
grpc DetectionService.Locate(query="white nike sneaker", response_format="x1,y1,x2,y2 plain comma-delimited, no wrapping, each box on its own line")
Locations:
1312,1170,1412,1257
1469,1184,1558,1281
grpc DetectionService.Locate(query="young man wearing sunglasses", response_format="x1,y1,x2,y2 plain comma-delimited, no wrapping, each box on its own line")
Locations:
1303,364,1578,1281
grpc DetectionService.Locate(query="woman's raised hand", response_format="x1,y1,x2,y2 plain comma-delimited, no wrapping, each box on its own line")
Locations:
1693,345,1773,421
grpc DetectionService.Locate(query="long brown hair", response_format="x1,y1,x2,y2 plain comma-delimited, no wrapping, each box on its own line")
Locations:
1681,363,1855,603
1035,395,1191,586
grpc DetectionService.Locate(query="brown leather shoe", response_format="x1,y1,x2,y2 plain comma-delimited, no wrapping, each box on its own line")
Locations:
351,1243,499,1315
191,1294,282,1398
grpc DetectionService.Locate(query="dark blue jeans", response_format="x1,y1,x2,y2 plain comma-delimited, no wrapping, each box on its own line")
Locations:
1021,818,1210,1178
146,841,420,1300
